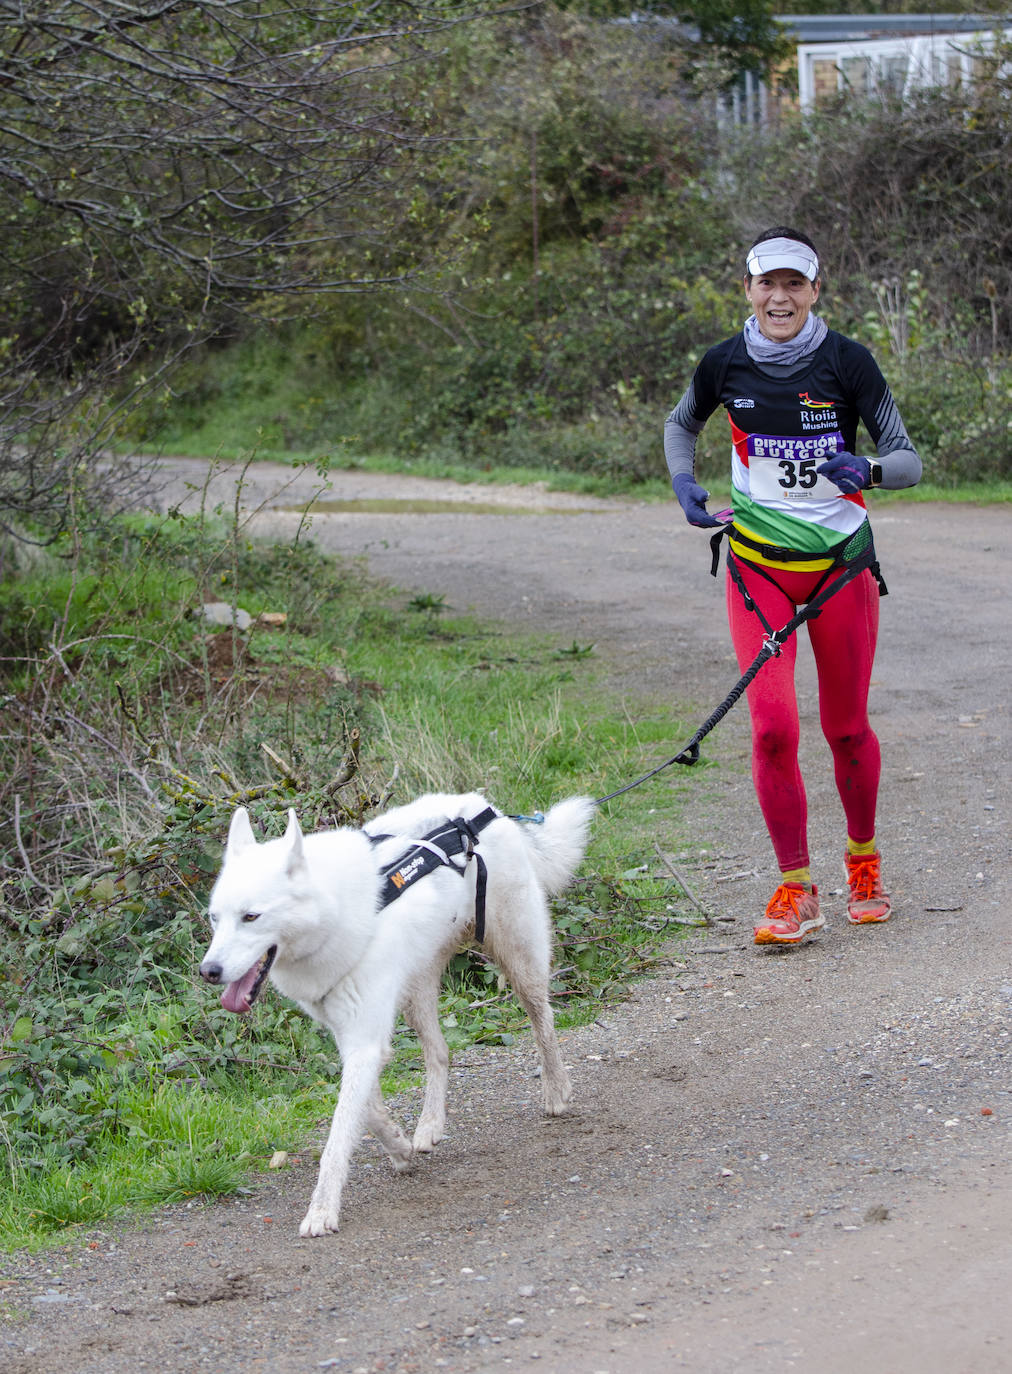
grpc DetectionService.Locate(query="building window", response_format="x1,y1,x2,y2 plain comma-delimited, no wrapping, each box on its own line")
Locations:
811,58,839,105
879,54,909,97
840,55,872,97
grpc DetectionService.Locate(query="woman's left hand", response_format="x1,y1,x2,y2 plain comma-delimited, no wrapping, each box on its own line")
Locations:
815,452,870,493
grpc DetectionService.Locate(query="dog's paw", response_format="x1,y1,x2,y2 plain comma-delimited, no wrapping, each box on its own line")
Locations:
542,1073,573,1116
412,1117,445,1153
375,1128,414,1171
299,1205,340,1238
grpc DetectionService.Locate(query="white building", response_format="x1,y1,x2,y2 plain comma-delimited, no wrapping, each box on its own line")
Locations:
789,13,1012,112
725,14,1012,125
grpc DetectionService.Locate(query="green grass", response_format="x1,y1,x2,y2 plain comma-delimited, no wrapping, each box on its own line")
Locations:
122,321,1011,504
126,430,1011,509
0,1078,335,1248
870,480,1012,504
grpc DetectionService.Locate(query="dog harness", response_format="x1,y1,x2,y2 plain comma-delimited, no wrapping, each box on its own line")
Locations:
369,807,499,942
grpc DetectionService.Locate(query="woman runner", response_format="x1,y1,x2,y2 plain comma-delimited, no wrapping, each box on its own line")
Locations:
665,227,921,946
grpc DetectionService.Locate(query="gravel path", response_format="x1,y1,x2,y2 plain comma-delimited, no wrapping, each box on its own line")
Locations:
3,461,1008,1373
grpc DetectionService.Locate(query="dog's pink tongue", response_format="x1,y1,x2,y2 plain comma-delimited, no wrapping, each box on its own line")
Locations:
221,966,258,1015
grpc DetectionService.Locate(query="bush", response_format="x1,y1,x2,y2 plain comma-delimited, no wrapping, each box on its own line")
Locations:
0,506,396,1177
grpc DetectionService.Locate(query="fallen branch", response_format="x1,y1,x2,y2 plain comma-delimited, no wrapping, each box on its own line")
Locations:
653,842,713,926
325,727,361,795
260,742,302,788
13,795,49,897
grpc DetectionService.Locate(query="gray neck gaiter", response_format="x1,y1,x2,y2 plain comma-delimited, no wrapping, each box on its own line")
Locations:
742,312,828,366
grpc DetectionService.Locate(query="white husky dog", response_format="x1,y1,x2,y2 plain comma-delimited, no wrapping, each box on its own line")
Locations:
199,791,594,1238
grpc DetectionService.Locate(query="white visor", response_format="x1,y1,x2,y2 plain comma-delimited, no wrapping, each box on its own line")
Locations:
746,237,819,281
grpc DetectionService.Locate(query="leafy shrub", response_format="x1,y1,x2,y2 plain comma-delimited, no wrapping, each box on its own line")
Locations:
0,507,392,1179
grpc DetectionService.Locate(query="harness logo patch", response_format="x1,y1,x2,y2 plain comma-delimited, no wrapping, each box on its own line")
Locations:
390,854,429,889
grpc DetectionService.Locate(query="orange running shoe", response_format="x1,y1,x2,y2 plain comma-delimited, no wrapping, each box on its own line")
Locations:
845,851,891,924
753,882,824,946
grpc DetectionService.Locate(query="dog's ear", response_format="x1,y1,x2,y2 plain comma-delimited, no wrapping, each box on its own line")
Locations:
226,807,256,856
283,807,306,877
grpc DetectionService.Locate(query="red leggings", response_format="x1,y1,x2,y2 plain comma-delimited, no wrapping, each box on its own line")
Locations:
725,559,881,872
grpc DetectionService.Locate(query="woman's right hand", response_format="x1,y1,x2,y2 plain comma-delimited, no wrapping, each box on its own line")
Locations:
671,473,725,528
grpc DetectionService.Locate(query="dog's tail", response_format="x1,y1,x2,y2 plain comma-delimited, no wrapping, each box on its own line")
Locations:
520,796,595,895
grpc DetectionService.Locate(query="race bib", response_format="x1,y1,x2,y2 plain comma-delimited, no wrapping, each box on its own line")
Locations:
748,448,843,503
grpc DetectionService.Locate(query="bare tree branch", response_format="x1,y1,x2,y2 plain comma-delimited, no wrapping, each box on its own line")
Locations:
0,0,516,534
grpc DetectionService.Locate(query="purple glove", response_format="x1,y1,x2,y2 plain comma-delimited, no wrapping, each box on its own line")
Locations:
671,473,724,528
815,452,870,494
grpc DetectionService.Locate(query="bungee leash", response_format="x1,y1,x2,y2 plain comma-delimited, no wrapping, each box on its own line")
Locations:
592,520,885,808
592,633,772,805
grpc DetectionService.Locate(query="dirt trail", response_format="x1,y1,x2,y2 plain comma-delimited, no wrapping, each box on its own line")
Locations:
3,461,1009,1374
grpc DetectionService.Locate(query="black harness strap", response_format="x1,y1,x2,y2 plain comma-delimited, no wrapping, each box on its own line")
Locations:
710,521,887,599
371,806,498,942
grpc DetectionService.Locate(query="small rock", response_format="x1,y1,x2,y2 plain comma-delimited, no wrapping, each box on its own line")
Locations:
31,1290,84,1305
198,601,252,630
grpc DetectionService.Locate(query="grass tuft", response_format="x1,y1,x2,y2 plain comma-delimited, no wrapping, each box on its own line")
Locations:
131,1152,251,1207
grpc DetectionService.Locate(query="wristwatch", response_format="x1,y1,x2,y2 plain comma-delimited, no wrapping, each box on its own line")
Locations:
868,461,883,487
